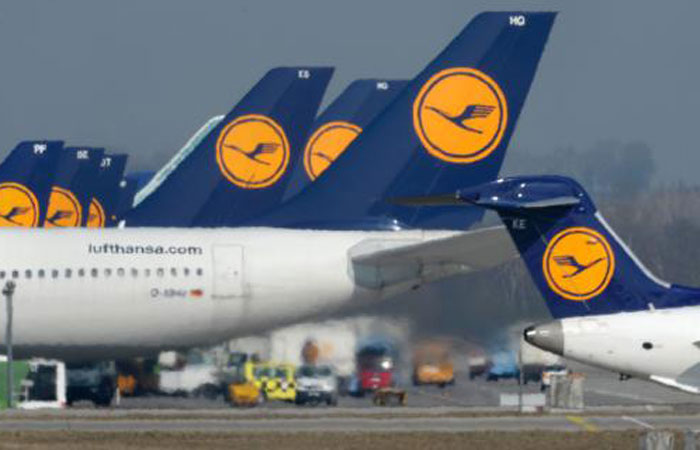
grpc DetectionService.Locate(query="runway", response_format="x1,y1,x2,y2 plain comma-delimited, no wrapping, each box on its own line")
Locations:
0,411,699,433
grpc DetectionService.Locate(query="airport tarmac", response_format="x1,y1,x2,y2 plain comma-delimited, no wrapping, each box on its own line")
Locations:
96,362,700,411
0,411,699,433
3,362,700,434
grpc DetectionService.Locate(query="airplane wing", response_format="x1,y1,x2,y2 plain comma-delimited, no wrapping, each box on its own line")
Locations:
349,226,516,290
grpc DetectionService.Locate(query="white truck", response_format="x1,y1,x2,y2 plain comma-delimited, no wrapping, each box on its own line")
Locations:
158,349,220,399
295,364,338,406
66,361,116,406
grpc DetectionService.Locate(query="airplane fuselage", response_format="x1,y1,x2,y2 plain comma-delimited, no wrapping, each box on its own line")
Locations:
0,227,458,361
526,306,700,393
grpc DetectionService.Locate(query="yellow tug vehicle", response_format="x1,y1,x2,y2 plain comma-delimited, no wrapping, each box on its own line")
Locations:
250,362,297,402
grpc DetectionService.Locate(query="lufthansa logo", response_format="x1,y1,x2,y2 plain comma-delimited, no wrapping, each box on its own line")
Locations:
86,198,106,228
0,182,40,227
303,121,362,180
215,114,290,189
45,187,81,228
413,67,508,164
543,227,615,302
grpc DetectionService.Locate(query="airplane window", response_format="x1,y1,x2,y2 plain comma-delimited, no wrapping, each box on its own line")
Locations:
65,269,72,278
117,268,125,277
11,271,18,279
38,269,45,279
183,268,190,277
196,268,203,276
78,269,85,277
51,269,58,279
170,268,177,277
157,268,164,277
105,268,112,277
25,270,32,279
91,268,98,278
144,268,151,277
0,271,5,279
131,268,138,277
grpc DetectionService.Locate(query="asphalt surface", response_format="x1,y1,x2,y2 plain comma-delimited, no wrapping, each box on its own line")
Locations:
106,361,700,410
4,362,700,433
0,413,698,433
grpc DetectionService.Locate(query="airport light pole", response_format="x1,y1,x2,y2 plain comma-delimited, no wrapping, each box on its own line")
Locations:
3,281,15,409
517,333,524,413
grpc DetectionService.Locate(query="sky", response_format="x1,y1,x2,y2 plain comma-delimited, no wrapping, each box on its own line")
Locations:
0,0,698,182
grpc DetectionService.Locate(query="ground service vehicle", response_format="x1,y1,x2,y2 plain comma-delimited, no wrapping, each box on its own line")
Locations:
356,344,395,394
227,369,261,407
221,354,263,407
295,365,338,406
159,350,220,398
468,354,490,380
18,359,66,409
412,341,454,387
116,358,159,396
66,361,116,406
250,363,296,402
541,365,570,391
486,351,519,382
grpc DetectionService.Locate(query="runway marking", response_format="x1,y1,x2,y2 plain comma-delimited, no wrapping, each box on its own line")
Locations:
621,415,654,429
565,415,599,432
585,386,666,404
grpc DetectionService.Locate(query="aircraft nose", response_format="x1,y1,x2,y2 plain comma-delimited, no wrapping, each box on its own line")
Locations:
524,321,564,355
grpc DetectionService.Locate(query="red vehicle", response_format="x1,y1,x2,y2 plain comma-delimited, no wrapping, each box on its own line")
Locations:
356,345,395,392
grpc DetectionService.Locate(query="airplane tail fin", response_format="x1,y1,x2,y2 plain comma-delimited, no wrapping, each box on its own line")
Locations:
0,141,63,227
283,79,408,199
404,175,700,317
88,154,128,228
125,67,333,227
45,147,104,228
254,12,556,230
114,173,144,223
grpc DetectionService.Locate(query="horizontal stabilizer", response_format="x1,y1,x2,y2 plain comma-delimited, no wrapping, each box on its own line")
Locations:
350,226,516,289
391,193,463,207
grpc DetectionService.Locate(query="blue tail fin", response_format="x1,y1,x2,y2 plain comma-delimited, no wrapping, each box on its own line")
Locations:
253,12,556,230
116,171,155,222
131,117,223,208
0,141,63,227
125,171,155,194
125,67,333,227
283,79,408,200
88,154,128,228
453,175,700,317
45,147,104,228
113,173,146,223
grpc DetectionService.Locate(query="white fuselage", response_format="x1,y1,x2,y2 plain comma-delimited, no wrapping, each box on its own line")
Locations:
558,306,700,393
0,227,458,361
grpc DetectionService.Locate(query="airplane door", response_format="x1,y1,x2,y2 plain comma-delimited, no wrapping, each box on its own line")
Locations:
212,244,245,299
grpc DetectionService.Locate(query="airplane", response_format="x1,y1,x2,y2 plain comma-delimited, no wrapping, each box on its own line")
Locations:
125,67,333,227
130,76,403,227
407,174,700,394
0,141,63,228
132,117,224,207
249,14,553,231
44,147,104,228
87,154,128,228
0,12,556,362
283,79,408,200
113,171,154,221
132,79,405,214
